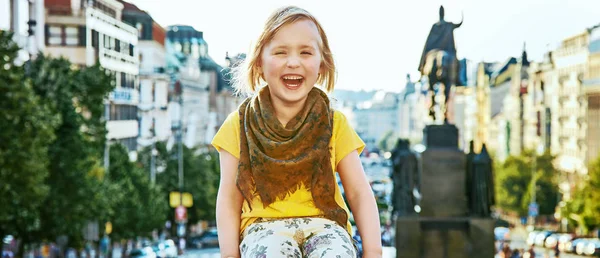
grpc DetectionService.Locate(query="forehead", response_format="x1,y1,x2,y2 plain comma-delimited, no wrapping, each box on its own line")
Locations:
267,19,322,48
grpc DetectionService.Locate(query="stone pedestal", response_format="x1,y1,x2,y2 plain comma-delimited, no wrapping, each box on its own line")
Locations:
395,217,495,258
420,148,467,217
395,124,495,258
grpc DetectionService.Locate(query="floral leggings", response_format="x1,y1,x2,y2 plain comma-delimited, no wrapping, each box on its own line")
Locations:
239,217,358,258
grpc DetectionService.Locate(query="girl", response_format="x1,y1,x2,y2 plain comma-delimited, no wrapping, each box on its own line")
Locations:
212,6,382,258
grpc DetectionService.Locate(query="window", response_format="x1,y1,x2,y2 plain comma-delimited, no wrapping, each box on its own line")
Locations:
118,137,137,152
109,104,138,121
119,73,136,89
91,30,99,48
65,26,78,45
48,25,62,45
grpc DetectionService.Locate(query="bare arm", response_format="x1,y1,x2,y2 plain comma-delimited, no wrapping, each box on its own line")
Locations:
337,150,382,258
216,150,244,258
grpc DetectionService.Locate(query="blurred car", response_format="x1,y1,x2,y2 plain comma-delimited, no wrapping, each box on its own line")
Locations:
527,231,539,246
129,247,156,258
544,233,561,248
565,238,586,253
190,230,219,249
557,234,574,252
534,231,553,247
584,238,600,256
576,238,591,255
494,227,510,241
152,240,177,258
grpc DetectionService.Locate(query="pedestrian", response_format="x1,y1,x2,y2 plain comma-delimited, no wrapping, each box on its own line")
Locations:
553,242,560,258
211,5,382,258
510,249,521,258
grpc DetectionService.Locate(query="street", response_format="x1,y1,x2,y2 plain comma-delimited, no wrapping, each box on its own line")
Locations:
495,227,588,258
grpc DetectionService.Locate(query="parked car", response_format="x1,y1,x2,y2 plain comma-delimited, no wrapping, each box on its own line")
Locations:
152,240,177,258
584,238,600,256
190,230,219,249
129,247,156,258
557,234,574,252
527,231,540,246
494,227,510,241
544,233,561,248
565,238,586,253
576,238,591,255
534,231,553,247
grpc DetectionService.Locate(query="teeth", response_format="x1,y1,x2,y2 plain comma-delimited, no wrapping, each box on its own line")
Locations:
283,76,303,80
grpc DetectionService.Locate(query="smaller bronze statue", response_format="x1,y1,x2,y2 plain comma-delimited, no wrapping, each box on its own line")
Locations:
469,144,495,217
390,139,420,217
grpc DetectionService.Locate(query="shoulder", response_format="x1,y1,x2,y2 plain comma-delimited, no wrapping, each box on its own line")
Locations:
226,109,240,122
333,109,350,126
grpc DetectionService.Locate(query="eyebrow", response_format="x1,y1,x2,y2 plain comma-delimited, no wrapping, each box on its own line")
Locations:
271,44,316,50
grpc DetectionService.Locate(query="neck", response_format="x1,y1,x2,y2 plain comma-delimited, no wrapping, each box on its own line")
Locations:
271,97,307,128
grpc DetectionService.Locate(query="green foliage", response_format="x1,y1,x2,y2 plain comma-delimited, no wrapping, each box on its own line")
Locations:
494,150,559,217
562,156,600,234
141,143,220,226
107,144,168,240
0,31,59,239
27,54,114,246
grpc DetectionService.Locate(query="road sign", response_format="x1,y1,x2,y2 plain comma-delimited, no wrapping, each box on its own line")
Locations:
169,192,193,208
175,205,187,222
528,202,539,217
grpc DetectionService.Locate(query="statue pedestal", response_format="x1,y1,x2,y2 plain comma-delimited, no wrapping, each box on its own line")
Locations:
395,124,495,258
395,217,495,258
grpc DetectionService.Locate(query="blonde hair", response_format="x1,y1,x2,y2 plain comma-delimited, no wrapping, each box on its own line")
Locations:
232,6,336,96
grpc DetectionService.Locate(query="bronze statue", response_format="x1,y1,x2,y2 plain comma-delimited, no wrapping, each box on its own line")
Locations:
419,6,463,123
470,144,495,217
391,139,420,217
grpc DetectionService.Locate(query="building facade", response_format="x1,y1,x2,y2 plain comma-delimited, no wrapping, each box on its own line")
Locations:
584,25,600,167
165,25,209,147
1,0,46,62
120,1,171,149
45,0,140,155
553,31,589,176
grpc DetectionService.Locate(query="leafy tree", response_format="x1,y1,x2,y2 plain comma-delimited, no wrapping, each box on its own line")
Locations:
563,156,600,234
27,55,114,247
494,150,559,217
107,144,167,240
145,144,220,232
0,31,59,242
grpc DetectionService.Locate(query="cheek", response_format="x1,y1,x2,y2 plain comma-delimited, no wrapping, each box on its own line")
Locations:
262,57,283,75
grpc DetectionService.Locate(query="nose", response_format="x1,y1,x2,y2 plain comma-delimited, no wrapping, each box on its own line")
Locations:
286,55,300,68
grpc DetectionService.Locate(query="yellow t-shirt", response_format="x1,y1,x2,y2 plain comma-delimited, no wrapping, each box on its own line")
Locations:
211,110,365,235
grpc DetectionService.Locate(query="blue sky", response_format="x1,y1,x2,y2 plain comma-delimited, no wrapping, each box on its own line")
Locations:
129,0,600,92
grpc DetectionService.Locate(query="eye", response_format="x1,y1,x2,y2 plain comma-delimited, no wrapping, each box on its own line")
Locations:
274,51,286,55
301,51,313,55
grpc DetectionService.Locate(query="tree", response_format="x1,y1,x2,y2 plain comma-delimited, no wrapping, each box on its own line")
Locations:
494,150,559,217
0,31,59,242
27,55,115,247
107,144,168,240
582,156,600,231
146,144,220,231
563,156,600,234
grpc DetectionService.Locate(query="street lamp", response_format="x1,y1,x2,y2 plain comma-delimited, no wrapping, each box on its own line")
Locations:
529,143,545,226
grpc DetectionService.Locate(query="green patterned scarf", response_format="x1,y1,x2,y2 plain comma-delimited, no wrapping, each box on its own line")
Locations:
237,86,347,228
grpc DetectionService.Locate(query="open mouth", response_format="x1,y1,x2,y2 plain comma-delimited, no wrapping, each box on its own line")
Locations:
281,75,304,89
